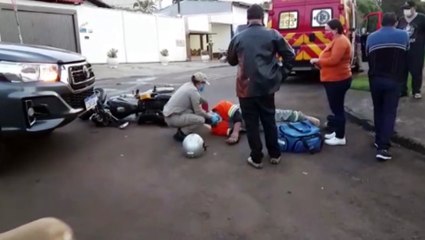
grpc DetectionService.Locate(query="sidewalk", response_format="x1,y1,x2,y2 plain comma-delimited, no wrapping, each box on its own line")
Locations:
92,61,228,80
345,89,425,155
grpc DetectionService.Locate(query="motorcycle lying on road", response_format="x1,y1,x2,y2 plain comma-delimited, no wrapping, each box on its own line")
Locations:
79,86,175,129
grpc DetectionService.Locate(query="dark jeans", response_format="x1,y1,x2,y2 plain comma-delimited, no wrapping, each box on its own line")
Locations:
402,50,425,95
324,78,352,139
370,77,400,150
239,94,280,163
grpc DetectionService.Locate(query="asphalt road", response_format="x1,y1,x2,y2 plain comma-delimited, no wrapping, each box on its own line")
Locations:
0,66,424,240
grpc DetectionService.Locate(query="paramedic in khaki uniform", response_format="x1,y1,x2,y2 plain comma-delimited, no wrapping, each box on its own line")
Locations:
227,4,295,169
163,72,220,142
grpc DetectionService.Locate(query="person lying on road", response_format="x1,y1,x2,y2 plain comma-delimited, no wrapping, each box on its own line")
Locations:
209,100,321,145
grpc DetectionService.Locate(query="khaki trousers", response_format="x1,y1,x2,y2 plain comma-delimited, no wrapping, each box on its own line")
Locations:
165,113,205,133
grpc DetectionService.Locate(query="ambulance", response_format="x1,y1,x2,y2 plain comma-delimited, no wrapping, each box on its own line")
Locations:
267,0,382,76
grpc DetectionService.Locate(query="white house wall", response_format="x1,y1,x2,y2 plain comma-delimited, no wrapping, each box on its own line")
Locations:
210,13,233,25
0,0,187,63
232,5,248,31
77,7,127,63
190,35,201,50
186,15,211,33
122,12,160,63
211,23,231,53
156,16,187,61
78,8,187,63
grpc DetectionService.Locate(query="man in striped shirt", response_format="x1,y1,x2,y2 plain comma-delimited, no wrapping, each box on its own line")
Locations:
366,12,410,161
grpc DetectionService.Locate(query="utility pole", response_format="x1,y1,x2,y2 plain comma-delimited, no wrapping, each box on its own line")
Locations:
177,0,181,17
11,0,23,44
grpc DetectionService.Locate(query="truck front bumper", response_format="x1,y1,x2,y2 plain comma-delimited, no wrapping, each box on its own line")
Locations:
0,81,94,135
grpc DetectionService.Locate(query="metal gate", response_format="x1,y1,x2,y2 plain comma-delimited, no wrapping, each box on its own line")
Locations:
0,3,80,53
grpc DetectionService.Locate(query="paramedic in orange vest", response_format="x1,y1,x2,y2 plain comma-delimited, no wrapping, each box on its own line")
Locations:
210,100,243,145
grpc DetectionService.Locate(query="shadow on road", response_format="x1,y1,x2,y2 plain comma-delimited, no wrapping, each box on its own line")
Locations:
0,132,76,175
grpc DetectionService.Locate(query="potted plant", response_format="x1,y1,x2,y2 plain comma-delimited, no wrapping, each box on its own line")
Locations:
201,50,210,62
107,48,119,69
159,49,169,65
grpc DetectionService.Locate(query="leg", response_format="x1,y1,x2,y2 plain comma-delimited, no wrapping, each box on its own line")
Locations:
324,88,336,131
379,80,401,150
400,64,409,97
226,110,243,145
410,52,425,95
239,97,263,163
165,113,205,142
324,79,351,139
370,78,384,147
258,94,281,160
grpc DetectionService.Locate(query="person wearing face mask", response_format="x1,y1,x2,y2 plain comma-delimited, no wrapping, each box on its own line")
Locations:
163,72,221,142
227,4,295,169
397,1,425,99
310,19,352,146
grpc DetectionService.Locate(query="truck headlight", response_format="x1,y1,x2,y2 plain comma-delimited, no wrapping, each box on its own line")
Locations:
0,61,59,82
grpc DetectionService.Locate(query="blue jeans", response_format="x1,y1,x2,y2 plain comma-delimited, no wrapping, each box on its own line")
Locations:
370,77,401,150
324,78,352,138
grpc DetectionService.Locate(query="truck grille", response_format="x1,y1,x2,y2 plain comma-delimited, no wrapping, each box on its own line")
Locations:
63,88,94,109
66,62,95,92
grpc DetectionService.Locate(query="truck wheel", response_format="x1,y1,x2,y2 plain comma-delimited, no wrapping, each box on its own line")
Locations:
79,110,94,120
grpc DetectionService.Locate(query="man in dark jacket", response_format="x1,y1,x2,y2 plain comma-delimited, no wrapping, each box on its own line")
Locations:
397,1,425,99
367,12,409,161
227,4,295,169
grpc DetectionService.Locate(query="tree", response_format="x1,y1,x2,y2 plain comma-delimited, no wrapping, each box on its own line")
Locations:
133,0,157,14
381,0,425,14
357,0,381,17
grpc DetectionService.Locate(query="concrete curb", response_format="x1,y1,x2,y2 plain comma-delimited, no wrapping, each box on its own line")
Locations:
345,106,425,155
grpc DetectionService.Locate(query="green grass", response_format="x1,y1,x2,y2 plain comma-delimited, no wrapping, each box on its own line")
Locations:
351,74,412,92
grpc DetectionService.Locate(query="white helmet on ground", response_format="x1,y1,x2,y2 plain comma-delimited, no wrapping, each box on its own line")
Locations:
182,133,206,158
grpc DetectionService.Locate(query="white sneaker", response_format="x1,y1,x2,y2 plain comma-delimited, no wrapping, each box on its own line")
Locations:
324,132,336,139
325,136,346,146
269,157,281,165
414,93,422,99
247,157,263,169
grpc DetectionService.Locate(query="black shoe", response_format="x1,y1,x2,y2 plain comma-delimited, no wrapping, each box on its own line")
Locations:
376,149,392,161
173,129,187,142
400,92,408,98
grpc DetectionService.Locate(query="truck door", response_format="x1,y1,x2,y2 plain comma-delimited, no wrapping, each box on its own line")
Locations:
360,12,382,62
276,8,306,61
303,5,334,61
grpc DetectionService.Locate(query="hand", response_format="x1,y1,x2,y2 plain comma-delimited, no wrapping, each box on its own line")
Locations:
310,58,319,64
210,113,222,126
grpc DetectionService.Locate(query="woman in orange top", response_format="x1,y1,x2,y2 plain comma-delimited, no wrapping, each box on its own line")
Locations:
310,19,352,146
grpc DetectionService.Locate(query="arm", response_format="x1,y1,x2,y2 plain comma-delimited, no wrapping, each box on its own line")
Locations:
190,90,211,119
227,37,239,66
365,36,370,57
274,30,295,70
318,38,348,67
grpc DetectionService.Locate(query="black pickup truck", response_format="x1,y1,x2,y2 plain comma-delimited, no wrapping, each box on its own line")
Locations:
0,42,96,135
